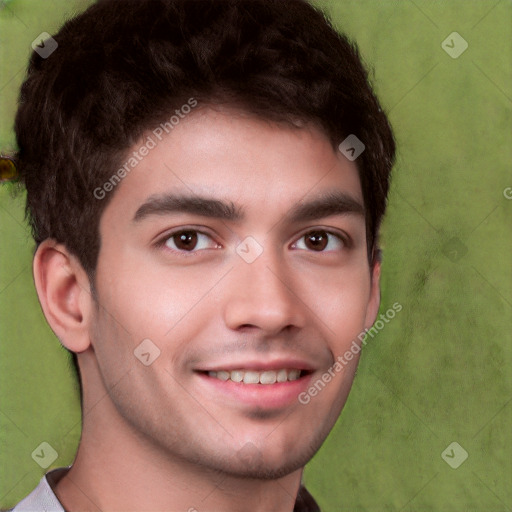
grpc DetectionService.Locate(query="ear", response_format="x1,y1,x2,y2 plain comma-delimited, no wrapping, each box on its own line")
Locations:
33,240,94,353
364,261,381,330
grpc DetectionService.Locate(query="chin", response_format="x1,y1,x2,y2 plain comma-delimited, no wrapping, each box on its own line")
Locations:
212,430,328,480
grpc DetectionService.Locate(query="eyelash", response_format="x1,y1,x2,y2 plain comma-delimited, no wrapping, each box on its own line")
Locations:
153,229,217,256
154,227,351,256
291,230,350,252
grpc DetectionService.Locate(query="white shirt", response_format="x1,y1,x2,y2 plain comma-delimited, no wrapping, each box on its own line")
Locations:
9,466,320,511
9,467,69,512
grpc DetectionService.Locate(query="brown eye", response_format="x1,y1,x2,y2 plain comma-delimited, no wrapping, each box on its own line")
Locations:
293,230,345,252
171,231,198,251
304,231,328,251
162,230,218,253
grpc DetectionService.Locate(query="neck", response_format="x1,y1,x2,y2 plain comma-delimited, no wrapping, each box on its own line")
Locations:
54,357,304,512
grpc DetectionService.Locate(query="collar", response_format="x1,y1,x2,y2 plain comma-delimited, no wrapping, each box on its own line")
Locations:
11,467,320,511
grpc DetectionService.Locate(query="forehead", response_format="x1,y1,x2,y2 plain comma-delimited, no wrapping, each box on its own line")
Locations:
100,107,363,225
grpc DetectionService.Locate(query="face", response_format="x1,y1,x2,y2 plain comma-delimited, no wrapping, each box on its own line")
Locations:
89,107,380,479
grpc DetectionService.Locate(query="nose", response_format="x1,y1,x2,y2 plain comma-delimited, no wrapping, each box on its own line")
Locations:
222,247,307,336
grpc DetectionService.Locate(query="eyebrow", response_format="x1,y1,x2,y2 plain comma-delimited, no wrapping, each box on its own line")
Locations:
132,191,364,223
133,194,243,222
286,191,365,222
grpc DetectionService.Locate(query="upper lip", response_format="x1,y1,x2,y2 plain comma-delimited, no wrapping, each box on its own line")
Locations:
195,358,316,373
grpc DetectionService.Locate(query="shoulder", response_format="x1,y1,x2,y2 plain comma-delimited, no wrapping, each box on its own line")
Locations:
8,467,69,512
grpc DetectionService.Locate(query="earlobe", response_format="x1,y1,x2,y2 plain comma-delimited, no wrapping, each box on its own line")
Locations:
33,240,93,354
364,261,381,330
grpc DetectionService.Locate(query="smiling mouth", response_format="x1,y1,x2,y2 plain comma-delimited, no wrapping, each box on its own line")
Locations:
200,369,312,385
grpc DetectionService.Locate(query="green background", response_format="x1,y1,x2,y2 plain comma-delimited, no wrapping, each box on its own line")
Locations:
1,0,511,510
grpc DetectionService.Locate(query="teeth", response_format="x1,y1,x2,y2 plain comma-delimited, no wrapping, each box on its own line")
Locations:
288,369,300,381
243,371,260,384
217,370,230,381
207,369,303,384
231,370,244,383
276,369,288,382
260,371,277,385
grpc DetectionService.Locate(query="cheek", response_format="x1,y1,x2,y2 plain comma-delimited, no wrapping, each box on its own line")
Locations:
298,261,372,350
92,250,227,362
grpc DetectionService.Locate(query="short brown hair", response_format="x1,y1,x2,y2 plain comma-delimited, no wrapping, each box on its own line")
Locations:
16,0,395,280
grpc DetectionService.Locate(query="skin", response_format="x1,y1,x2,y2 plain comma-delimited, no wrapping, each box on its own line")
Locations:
33,107,381,512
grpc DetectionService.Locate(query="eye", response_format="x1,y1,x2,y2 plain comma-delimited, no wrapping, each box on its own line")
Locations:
159,230,220,253
292,230,346,252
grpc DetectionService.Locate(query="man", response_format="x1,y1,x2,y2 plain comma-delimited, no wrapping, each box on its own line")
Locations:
10,0,395,510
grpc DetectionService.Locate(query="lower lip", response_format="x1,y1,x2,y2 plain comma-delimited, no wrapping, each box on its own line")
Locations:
195,372,314,410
